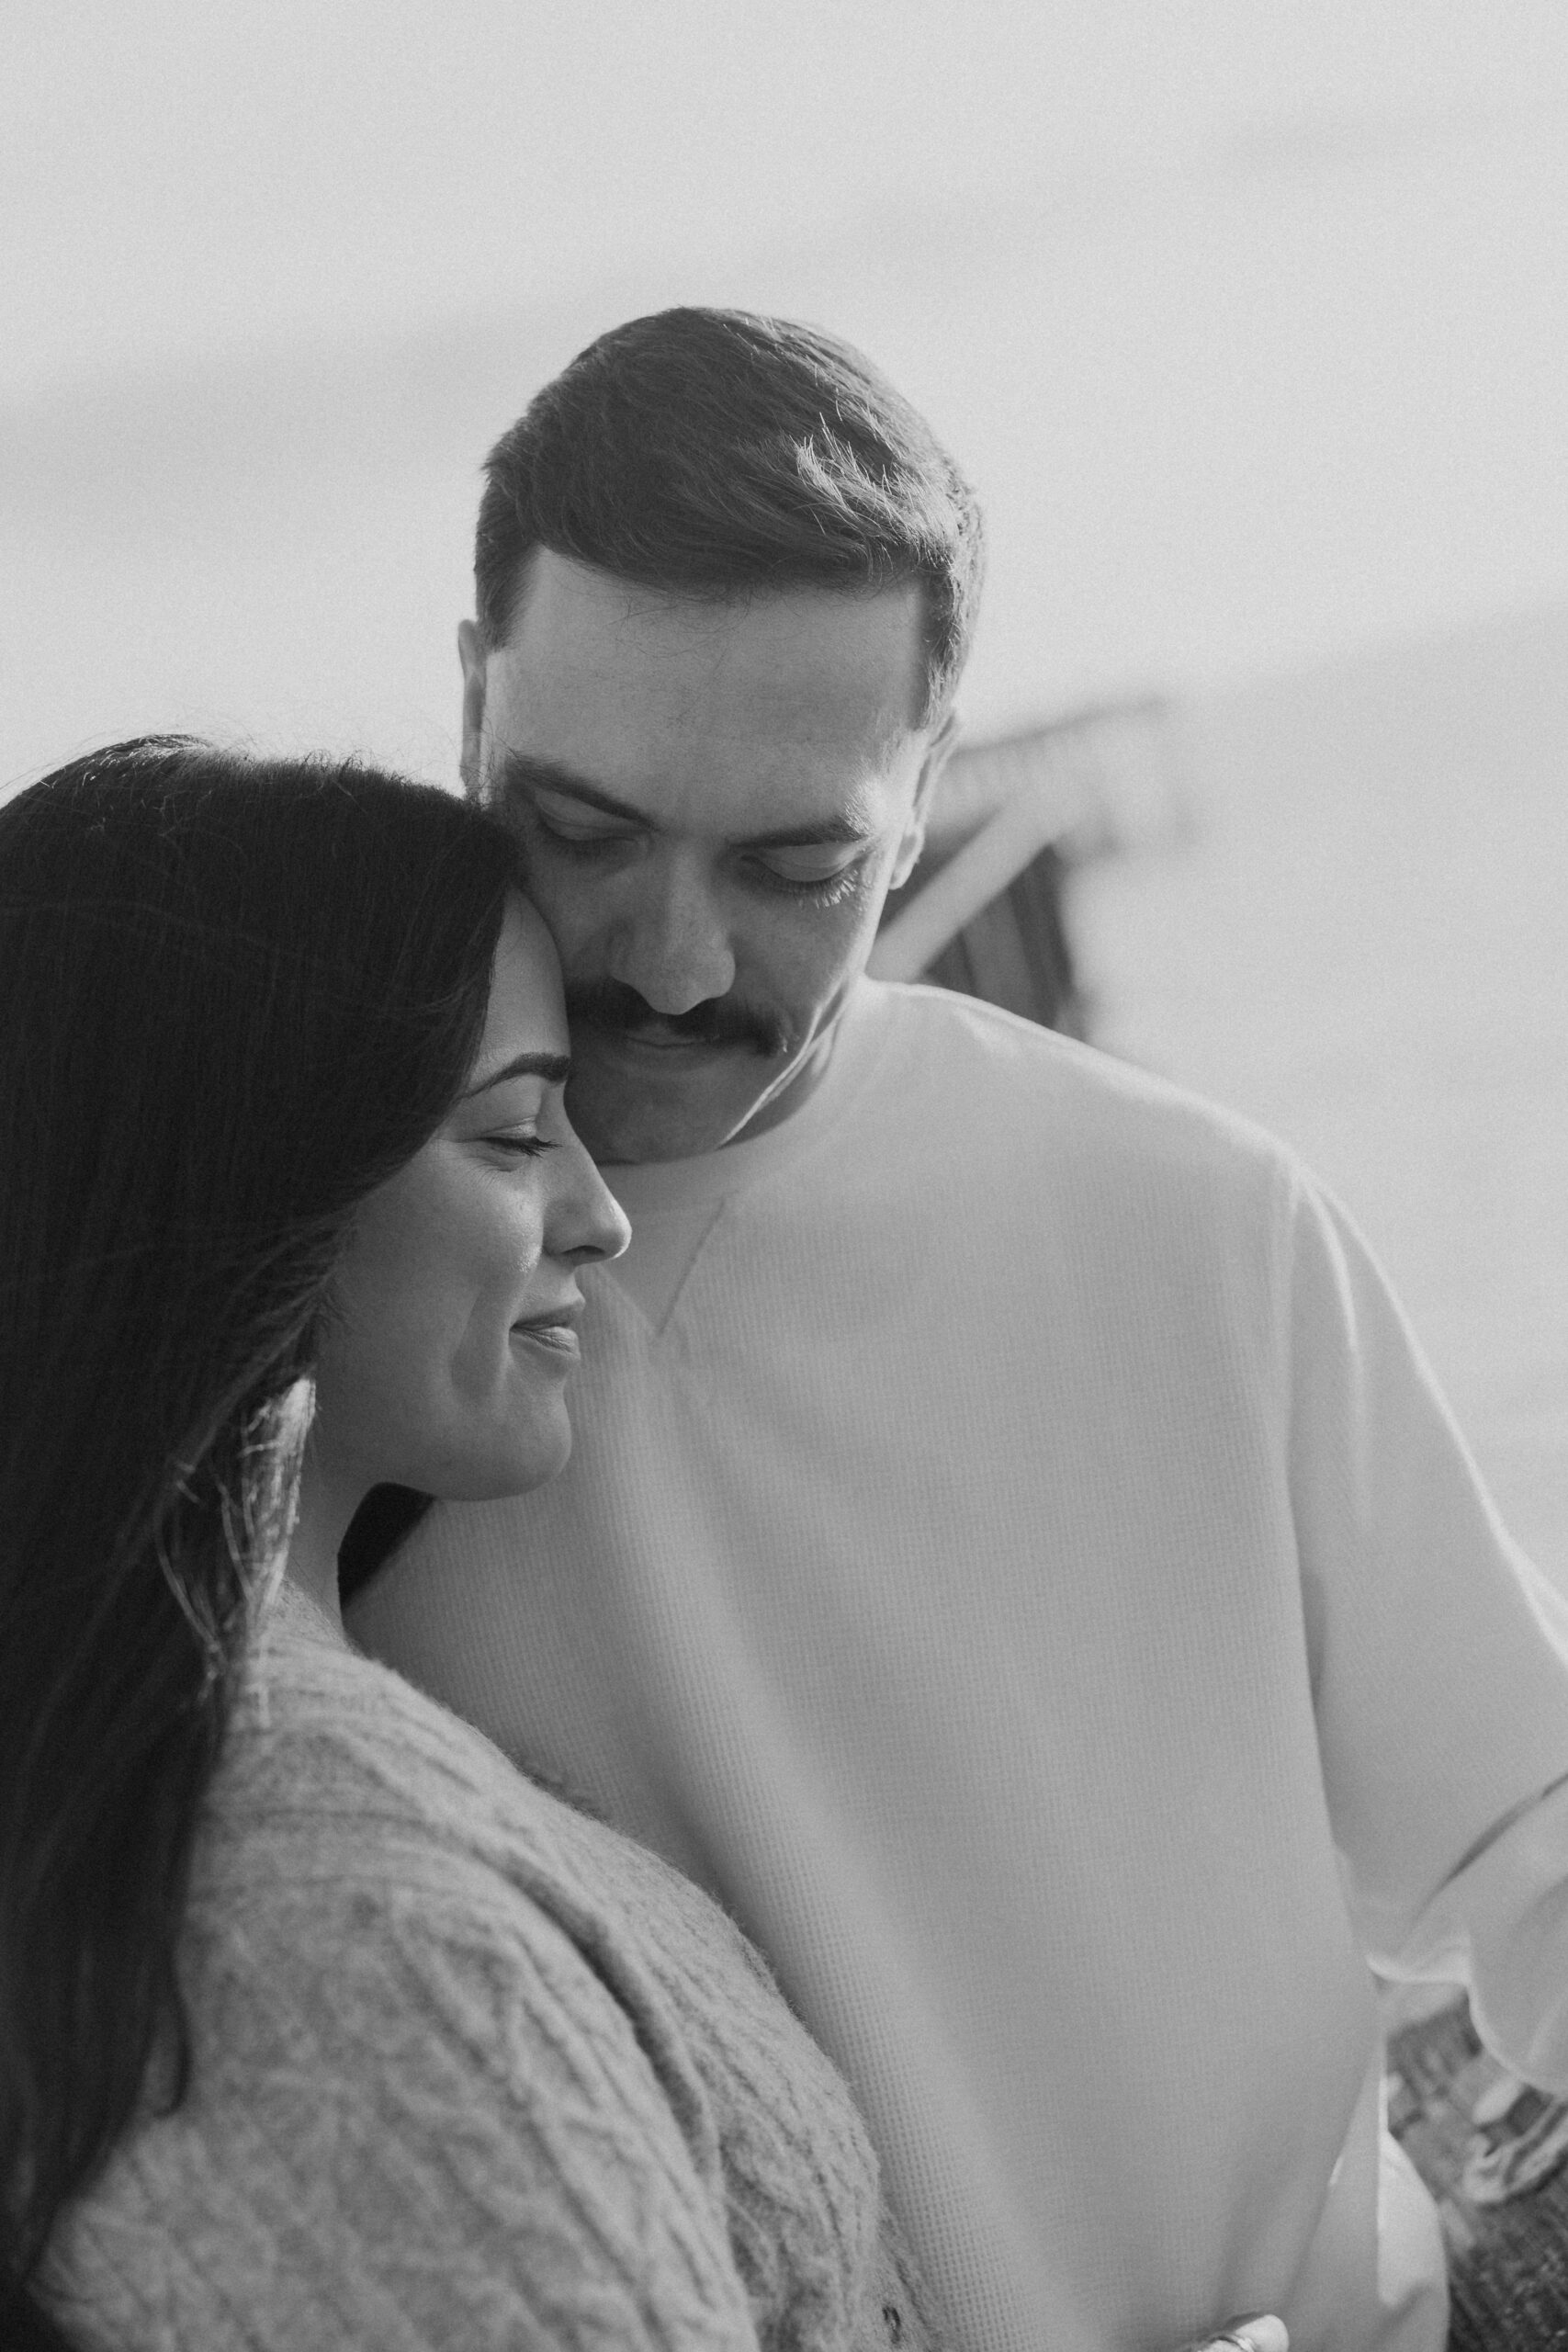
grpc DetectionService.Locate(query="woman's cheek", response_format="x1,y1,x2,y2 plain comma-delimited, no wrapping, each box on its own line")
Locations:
448,1216,548,1394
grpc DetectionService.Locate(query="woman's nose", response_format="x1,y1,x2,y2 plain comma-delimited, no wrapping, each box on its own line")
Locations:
548,1133,631,1266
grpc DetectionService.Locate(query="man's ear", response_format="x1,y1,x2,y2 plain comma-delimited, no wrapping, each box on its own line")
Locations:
889,708,960,892
457,618,487,799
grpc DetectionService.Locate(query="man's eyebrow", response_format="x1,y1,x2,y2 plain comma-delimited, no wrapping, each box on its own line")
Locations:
462,1051,571,1099
495,748,875,852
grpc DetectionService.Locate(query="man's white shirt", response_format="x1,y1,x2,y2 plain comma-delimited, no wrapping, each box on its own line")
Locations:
352,979,1568,2352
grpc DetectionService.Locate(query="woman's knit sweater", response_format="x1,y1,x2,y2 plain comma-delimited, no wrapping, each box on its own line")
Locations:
42,1584,942,2352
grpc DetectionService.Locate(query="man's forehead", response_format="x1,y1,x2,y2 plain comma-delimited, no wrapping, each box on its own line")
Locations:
480,554,929,831
497,548,924,682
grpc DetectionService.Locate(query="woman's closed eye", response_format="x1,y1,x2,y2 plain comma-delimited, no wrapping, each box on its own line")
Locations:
484,1129,556,1159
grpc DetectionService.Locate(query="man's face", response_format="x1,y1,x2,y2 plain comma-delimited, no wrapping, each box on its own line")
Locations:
459,551,946,1163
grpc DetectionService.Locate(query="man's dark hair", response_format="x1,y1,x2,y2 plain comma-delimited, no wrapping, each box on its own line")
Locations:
474,307,985,725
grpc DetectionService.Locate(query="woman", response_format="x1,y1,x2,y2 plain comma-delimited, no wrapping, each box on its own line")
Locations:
0,738,1284,2352
0,735,935,2351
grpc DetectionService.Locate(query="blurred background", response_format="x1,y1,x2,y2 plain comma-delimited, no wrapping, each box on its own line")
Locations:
4,0,1566,1579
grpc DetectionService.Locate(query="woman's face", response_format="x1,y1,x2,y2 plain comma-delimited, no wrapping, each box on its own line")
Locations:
310,895,630,1502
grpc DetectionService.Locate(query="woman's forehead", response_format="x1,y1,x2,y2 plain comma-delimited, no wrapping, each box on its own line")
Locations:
479,897,569,1064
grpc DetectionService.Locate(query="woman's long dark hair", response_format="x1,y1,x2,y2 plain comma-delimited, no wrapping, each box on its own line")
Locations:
0,738,523,2332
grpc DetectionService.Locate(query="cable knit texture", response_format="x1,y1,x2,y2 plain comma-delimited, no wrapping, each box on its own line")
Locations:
41,1589,944,2352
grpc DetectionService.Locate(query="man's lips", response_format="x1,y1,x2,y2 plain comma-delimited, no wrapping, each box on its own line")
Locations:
590,1029,730,1057
580,1022,782,1059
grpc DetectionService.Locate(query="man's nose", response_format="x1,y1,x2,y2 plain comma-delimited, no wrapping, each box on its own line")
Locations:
606,857,735,1014
547,1133,632,1268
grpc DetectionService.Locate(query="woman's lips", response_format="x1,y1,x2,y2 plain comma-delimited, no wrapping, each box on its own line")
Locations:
511,1298,584,1359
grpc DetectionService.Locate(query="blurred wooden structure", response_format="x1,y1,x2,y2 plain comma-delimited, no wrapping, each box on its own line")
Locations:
869,695,1186,1036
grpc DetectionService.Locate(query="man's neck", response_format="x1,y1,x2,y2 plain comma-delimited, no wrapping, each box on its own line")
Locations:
721,1014,840,1149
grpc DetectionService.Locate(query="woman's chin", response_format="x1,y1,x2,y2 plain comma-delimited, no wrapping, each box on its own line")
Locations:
433,1416,574,1504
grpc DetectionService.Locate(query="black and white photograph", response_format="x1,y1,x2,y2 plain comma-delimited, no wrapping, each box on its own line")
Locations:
4,7,1568,2347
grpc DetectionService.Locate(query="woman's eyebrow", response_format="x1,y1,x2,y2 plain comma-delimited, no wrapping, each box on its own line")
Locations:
462,1051,571,1099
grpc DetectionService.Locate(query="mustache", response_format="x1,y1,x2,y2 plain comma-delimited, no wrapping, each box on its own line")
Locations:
565,978,790,1058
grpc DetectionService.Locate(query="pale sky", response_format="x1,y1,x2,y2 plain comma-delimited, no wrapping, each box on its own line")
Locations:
5,1,1568,778
7,0,1565,393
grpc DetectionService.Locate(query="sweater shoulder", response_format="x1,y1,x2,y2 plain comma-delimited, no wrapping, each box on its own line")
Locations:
50,1835,758,2352
54,1626,887,2352
207,1626,879,2216
209,1624,571,1878
194,1631,696,2080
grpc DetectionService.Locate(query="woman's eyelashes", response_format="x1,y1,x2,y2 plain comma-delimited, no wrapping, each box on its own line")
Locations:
484,1131,556,1159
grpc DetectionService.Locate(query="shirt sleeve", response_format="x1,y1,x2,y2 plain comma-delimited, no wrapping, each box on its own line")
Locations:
1390,1773,1568,2090
1282,1164,1568,2005
54,1867,765,2352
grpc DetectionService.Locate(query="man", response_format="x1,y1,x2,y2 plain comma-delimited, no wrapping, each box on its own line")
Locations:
350,308,1568,2352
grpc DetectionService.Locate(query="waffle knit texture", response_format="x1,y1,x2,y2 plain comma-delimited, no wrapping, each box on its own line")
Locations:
42,1588,943,2352
353,978,1568,2352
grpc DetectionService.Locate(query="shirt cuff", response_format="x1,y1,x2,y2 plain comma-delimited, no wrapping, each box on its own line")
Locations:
1388,1771,1568,2091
